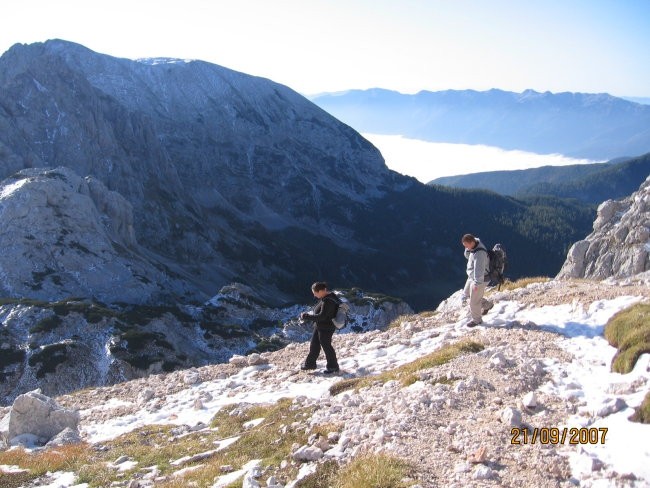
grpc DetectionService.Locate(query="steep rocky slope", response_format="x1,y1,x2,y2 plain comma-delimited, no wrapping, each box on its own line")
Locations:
0,279,411,406
558,175,650,280
1,277,648,487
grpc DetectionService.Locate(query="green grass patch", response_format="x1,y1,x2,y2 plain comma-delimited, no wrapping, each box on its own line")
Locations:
330,339,484,395
630,391,650,424
0,396,412,488
604,303,650,374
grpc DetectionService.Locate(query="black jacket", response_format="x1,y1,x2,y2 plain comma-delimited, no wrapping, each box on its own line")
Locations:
303,292,340,331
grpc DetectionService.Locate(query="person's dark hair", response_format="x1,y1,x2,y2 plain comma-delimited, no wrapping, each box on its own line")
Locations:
461,233,477,244
311,281,329,292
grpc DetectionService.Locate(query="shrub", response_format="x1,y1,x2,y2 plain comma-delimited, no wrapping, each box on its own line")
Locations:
28,343,69,378
0,348,26,368
604,303,650,373
30,315,63,333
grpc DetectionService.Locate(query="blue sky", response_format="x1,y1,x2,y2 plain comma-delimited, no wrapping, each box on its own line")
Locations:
1,0,649,97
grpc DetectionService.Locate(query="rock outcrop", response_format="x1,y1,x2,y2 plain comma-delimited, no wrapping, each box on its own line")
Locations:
557,175,650,279
0,283,409,406
0,166,190,304
0,389,79,447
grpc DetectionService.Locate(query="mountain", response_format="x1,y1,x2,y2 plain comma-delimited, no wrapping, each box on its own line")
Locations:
0,40,607,403
430,152,650,204
0,40,588,311
310,88,650,160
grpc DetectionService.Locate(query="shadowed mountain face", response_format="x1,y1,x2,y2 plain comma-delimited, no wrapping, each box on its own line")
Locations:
0,40,590,309
311,88,650,160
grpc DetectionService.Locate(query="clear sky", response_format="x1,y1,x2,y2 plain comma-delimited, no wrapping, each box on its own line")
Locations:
1,0,649,97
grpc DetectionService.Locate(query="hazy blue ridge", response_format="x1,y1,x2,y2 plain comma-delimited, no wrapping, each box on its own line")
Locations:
311,88,650,160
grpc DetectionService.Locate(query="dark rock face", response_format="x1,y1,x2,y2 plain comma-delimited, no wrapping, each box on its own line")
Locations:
0,40,396,305
558,176,650,280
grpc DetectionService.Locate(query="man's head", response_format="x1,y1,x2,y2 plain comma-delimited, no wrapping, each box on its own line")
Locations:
461,233,477,250
311,281,329,298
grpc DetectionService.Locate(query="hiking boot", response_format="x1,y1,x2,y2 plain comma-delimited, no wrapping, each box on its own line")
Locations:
465,320,482,328
300,364,317,371
323,367,340,374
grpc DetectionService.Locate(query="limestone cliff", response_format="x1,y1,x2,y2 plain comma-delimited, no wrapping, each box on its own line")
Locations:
557,175,650,279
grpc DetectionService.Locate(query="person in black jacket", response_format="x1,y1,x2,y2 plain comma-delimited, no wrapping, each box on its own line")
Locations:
299,281,340,374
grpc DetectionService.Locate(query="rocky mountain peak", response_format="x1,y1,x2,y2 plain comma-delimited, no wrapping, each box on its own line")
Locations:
557,175,650,280
0,39,405,305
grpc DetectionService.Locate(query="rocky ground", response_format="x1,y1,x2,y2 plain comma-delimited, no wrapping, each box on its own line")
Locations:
15,277,650,487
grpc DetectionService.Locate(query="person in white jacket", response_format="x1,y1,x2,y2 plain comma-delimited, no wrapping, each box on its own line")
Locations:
461,233,490,327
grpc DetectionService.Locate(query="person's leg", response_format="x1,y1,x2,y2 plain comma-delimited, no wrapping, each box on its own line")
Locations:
318,328,339,370
469,282,487,323
303,328,320,368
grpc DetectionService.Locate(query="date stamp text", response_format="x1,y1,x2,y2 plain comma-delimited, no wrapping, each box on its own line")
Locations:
511,427,608,445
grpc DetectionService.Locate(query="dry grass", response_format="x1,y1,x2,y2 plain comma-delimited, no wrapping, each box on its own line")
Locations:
386,314,418,329
295,452,413,488
0,444,92,488
0,398,316,488
329,339,484,396
492,276,551,292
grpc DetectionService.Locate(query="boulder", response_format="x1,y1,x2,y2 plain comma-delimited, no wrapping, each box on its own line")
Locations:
5,390,79,445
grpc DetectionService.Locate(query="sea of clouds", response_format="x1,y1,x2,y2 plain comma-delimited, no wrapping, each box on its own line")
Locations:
364,133,603,183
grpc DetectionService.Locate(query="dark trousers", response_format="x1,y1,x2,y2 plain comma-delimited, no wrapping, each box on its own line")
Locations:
305,327,339,369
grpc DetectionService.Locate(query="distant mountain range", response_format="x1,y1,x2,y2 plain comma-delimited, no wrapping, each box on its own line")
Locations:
311,88,650,160
430,153,650,204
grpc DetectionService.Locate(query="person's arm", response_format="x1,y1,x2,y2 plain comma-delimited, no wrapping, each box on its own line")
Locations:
301,301,323,322
303,298,337,322
472,250,488,283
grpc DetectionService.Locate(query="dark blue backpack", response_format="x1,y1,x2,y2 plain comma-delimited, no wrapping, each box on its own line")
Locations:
474,243,508,288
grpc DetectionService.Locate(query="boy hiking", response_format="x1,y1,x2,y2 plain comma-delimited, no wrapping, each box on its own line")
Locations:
299,282,340,374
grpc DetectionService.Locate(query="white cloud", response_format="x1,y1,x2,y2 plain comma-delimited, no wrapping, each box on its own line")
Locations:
363,133,602,183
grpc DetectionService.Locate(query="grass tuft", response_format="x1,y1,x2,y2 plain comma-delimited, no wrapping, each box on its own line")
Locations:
336,452,413,488
604,302,650,373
